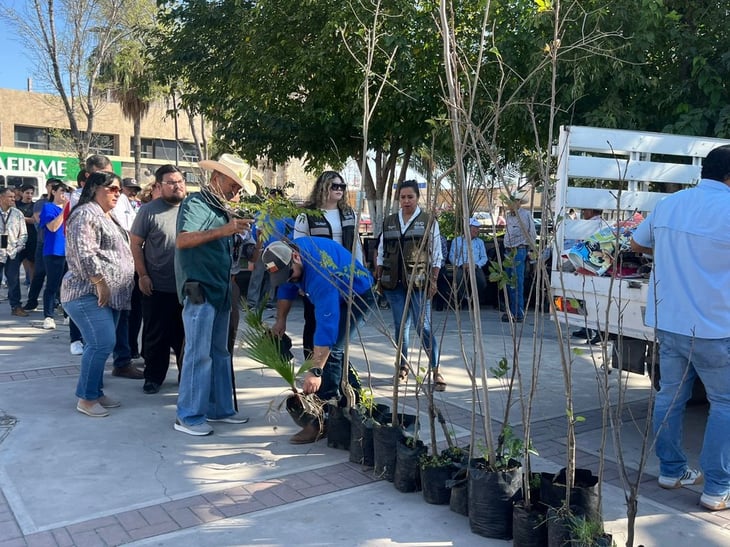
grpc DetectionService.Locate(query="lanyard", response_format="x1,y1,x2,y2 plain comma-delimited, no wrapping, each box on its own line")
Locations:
0,210,10,234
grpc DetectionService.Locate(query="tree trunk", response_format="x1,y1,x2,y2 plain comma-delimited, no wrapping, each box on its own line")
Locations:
133,115,142,182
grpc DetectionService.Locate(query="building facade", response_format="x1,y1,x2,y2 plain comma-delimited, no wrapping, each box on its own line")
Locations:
0,87,317,198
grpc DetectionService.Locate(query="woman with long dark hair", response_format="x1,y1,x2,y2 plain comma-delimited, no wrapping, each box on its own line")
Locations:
62,172,134,417
376,179,445,390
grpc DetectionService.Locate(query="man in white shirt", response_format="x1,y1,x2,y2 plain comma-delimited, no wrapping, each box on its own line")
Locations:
0,187,28,316
112,178,142,231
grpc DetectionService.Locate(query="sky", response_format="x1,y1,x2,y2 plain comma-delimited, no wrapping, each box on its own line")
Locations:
0,17,36,91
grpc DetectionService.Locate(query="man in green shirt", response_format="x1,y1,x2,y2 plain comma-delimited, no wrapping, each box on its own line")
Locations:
174,154,254,436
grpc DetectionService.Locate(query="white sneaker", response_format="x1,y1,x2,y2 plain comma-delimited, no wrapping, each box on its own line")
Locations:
700,491,730,511
206,413,250,424
70,341,84,355
658,468,703,489
43,317,56,330
174,419,213,436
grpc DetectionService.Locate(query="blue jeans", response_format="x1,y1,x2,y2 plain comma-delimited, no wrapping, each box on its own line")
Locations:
0,256,22,309
26,239,46,307
384,285,439,369
654,330,730,496
43,254,65,318
317,289,374,400
246,255,270,309
65,294,120,400
505,247,527,319
177,299,236,426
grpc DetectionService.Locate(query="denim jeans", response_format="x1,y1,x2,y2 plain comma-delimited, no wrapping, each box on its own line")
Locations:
0,256,22,309
505,246,527,319
177,299,236,426
65,294,120,401
26,240,46,307
246,255,270,309
654,330,730,496
317,289,374,400
43,254,65,318
384,284,439,369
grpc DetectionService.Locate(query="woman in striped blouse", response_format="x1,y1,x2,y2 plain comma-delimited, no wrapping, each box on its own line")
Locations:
62,172,135,418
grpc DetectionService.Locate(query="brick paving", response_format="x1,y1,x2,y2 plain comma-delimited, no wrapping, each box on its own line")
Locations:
2,363,729,546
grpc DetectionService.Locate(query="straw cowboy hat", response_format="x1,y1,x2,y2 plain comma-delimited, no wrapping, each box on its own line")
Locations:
199,153,257,196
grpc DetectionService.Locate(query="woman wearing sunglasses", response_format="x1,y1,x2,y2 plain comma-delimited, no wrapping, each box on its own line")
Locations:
292,171,363,360
62,172,135,417
375,179,445,391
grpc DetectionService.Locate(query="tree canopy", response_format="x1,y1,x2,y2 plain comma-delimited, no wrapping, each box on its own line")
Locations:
153,0,730,211
156,0,446,208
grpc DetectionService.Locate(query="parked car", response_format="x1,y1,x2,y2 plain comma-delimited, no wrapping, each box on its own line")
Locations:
532,210,552,232
359,213,372,233
473,211,495,226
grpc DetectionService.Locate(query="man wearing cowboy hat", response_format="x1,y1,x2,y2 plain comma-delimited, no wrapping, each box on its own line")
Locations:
173,154,254,436
502,193,536,322
264,237,375,444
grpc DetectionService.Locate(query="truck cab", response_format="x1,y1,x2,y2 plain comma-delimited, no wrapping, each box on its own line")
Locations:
0,169,46,199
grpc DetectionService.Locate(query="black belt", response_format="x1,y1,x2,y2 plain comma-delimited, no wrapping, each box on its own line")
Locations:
507,244,528,249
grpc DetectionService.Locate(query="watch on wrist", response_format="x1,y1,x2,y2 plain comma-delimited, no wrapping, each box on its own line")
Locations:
309,367,323,377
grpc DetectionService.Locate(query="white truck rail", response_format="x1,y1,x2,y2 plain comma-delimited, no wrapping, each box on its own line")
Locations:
550,125,730,340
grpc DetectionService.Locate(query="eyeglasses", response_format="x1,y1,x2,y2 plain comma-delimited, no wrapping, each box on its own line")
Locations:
105,185,121,194
161,179,185,186
330,183,347,191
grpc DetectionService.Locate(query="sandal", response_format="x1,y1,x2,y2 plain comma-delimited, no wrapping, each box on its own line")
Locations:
433,372,447,392
398,366,409,382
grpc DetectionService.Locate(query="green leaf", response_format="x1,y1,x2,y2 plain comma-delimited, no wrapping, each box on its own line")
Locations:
535,0,553,13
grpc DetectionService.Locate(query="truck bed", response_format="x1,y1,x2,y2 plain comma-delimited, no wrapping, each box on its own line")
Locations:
550,125,730,340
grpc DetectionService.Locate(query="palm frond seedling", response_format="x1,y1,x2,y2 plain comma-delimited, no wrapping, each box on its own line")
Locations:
240,308,325,423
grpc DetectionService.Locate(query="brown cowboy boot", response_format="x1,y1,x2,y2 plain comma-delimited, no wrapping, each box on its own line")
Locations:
289,421,326,444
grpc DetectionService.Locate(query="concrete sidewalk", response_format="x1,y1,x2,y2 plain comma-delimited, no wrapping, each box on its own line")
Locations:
1,297,729,546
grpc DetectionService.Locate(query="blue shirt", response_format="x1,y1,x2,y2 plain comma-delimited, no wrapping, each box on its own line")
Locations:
253,215,293,247
448,234,488,267
277,237,374,347
39,202,65,256
632,179,730,338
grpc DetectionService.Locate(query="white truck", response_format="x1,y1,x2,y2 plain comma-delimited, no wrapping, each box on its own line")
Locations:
550,125,730,379
0,169,46,199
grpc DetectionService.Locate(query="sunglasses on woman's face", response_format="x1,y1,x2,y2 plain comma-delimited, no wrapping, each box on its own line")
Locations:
330,183,347,191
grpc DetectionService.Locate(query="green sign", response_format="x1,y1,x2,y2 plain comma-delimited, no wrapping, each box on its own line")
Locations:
0,150,123,180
